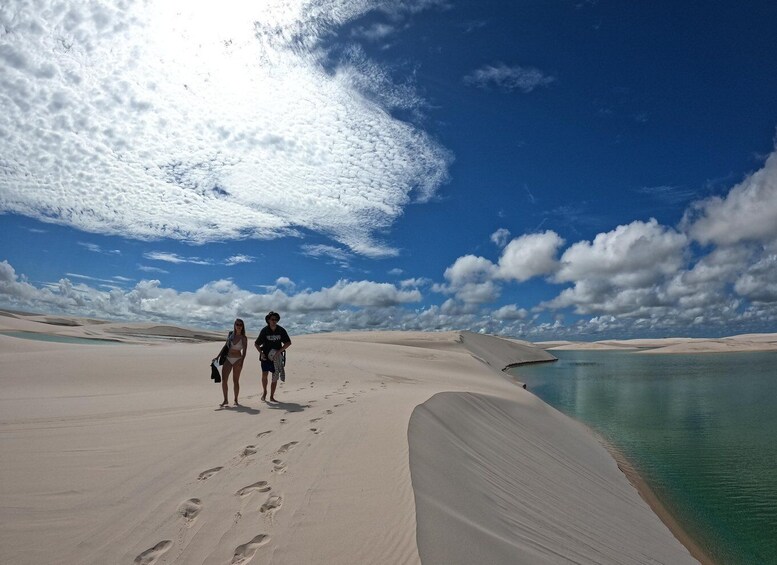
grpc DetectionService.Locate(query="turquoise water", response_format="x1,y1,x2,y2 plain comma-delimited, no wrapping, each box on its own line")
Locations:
0,331,119,345
511,350,777,565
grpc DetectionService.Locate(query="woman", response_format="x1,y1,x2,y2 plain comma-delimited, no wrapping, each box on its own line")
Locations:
213,318,248,407
254,311,291,402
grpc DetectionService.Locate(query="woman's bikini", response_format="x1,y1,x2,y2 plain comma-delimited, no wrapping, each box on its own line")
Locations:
226,334,244,365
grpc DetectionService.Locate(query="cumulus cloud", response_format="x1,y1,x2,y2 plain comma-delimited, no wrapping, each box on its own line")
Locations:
735,253,777,303
492,304,528,320
464,63,555,92
540,220,687,315
554,219,686,286
0,259,421,330
436,254,499,303
0,0,451,257
686,151,777,246
496,231,564,282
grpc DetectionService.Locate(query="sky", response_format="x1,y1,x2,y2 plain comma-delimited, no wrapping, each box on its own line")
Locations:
1,0,777,340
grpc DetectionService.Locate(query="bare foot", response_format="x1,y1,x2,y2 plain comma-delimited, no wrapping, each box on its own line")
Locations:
270,397,277,402
234,400,240,406
220,400,228,407
261,394,267,401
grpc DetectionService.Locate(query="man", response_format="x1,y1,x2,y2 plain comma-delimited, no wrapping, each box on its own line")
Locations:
254,311,292,402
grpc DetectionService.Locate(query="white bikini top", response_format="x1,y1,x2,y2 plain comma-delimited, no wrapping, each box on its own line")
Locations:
229,334,244,352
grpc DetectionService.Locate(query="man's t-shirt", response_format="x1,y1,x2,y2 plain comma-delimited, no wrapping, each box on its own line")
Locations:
255,325,291,355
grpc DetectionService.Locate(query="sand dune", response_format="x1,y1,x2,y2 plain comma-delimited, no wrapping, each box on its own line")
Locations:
0,315,701,564
539,333,777,354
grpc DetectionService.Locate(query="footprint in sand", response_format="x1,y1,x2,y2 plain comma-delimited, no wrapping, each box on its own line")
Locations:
178,498,202,521
279,418,287,424
236,481,271,496
334,404,343,408
276,441,298,454
134,540,172,565
310,428,320,434
309,417,322,423
256,430,272,439
231,534,270,564
325,409,333,415
272,459,287,474
241,445,257,457
260,495,282,515
198,466,223,480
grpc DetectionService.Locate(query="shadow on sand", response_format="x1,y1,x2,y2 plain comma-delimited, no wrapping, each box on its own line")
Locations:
263,401,309,413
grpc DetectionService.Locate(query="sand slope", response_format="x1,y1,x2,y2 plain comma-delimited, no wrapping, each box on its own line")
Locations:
0,317,699,564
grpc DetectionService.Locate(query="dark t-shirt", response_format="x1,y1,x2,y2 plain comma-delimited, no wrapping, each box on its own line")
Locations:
255,325,291,355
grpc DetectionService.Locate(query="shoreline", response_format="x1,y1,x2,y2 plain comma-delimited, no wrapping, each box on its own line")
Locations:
600,436,716,565
502,349,716,565
502,357,715,565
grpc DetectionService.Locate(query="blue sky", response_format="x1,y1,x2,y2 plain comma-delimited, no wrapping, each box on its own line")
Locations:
1,0,776,339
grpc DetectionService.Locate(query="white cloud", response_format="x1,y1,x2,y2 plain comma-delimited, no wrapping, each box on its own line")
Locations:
0,0,451,257
554,219,686,286
687,150,777,246
490,228,510,247
443,254,496,286
224,254,254,266
137,264,168,274
143,251,212,265
78,242,120,254
0,259,421,330
496,231,564,282
437,254,499,303
352,22,398,42
735,253,777,303
275,277,295,289
300,244,353,265
492,304,528,320
464,63,555,92
538,220,687,316
399,277,430,288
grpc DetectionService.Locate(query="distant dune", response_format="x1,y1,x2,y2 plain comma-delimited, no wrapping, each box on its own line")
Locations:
537,334,777,354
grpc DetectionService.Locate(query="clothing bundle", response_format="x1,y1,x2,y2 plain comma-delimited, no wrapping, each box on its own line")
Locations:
268,349,286,382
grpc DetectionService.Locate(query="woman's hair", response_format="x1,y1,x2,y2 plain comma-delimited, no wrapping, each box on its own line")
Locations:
234,318,246,336
265,311,280,323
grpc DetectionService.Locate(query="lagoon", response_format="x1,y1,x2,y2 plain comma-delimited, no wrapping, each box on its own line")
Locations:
511,350,777,565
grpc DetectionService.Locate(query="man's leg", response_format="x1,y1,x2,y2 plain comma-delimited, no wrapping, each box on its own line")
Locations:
270,379,278,402
261,371,269,400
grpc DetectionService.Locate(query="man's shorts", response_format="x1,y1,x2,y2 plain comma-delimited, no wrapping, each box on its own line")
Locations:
261,358,277,379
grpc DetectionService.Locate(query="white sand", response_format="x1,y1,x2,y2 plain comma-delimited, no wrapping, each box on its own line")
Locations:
0,313,701,564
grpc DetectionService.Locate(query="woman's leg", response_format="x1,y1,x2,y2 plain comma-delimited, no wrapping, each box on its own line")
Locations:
232,364,242,404
220,364,232,406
